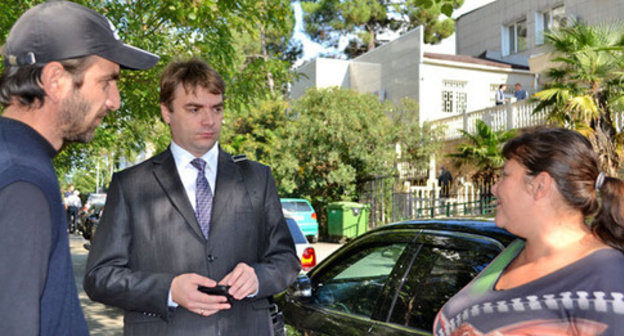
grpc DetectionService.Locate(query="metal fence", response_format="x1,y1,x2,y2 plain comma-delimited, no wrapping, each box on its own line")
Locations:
360,178,497,229
359,176,394,229
391,194,497,221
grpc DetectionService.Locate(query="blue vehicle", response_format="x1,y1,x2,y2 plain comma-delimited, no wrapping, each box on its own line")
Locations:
280,198,319,243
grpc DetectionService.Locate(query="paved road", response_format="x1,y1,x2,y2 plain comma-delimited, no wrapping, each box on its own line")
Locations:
70,235,124,335
70,234,341,335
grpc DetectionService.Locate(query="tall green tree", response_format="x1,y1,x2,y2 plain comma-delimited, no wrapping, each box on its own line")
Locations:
228,0,301,100
301,0,463,58
221,97,300,194
0,1,298,188
394,0,463,45
284,87,396,233
534,21,624,175
224,91,442,231
448,120,516,195
389,98,443,171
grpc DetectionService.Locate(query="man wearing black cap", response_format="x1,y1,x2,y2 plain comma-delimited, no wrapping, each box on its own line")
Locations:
0,1,159,335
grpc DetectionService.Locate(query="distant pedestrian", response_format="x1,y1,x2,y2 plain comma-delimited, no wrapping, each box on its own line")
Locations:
66,190,82,233
64,184,75,198
438,166,453,198
514,83,528,100
495,84,507,105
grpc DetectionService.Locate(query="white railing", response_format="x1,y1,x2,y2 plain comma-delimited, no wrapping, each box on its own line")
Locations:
432,101,548,140
396,161,428,180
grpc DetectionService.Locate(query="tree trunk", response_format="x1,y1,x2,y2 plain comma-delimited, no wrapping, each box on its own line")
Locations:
588,129,619,176
367,24,375,51
259,25,275,95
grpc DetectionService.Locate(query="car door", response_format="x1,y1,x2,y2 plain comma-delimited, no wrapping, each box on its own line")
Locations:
374,230,506,334
281,229,421,336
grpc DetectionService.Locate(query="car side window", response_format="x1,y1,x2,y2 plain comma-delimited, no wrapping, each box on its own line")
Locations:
388,235,501,330
312,243,408,318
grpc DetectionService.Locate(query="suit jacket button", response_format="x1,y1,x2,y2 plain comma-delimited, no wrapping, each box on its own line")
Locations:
207,254,216,262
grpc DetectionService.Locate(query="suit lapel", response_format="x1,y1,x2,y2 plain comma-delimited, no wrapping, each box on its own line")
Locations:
211,149,244,228
151,148,205,240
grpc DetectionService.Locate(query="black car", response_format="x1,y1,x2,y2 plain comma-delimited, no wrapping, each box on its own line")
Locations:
276,219,517,335
78,193,106,240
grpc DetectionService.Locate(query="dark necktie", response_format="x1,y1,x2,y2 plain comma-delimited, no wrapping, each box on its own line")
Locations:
190,158,213,239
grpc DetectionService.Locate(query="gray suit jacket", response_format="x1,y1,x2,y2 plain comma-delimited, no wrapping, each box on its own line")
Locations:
84,148,300,336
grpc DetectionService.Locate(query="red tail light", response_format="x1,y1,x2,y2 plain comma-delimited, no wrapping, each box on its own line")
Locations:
301,247,316,271
311,212,317,220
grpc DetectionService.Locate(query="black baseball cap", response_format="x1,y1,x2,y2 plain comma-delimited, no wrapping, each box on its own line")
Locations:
3,1,159,70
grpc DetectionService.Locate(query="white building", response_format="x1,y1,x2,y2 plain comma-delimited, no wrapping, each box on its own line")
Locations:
456,0,624,68
290,27,535,125
290,0,624,211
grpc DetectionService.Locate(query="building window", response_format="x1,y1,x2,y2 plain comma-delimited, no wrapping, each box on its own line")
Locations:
442,91,454,113
441,80,467,114
536,5,565,45
509,19,527,54
502,18,528,56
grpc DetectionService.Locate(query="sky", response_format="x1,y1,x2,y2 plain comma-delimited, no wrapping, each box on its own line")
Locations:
291,0,496,64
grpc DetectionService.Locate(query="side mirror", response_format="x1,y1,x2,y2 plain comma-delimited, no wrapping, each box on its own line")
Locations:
287,274,312,300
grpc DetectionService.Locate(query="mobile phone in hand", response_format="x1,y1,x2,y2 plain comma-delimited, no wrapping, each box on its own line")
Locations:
197,285,234,304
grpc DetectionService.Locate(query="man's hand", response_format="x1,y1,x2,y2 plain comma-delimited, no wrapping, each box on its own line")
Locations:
171,273,231,317
220,263,259,300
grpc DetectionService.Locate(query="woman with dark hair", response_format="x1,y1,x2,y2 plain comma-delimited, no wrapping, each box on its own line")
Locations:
434,127,624,336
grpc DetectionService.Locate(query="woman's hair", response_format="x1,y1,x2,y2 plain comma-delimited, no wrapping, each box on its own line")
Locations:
502,127,624,251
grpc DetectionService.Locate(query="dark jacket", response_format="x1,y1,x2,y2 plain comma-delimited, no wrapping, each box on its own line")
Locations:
84,147,300,336
0,117,88,335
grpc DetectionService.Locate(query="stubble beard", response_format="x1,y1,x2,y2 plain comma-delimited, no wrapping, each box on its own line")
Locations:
58,90,103,143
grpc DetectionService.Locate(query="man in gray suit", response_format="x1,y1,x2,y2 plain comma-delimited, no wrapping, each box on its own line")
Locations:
84,58,300,335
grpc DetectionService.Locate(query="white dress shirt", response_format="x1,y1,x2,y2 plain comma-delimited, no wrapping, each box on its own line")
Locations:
167,141,219,307
166,141,258,307
170,140,219,209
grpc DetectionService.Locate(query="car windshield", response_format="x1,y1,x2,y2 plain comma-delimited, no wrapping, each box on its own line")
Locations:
285,218,307,244
87,194,107,207
282,201,312,212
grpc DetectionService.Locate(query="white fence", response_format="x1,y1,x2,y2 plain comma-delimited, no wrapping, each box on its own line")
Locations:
431,101,548,140
391,101,548,219
396,102,624,219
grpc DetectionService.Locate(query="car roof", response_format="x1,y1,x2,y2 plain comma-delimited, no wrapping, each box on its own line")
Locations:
280,198,311,203
284,217,309,244
370,218,517,246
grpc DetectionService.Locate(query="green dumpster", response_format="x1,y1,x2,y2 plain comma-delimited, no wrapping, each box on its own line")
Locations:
327,202,370,239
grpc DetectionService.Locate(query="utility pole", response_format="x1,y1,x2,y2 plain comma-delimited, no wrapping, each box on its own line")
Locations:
95,160,100,193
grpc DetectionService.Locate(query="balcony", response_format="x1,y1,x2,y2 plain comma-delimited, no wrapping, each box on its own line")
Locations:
431,101,547,140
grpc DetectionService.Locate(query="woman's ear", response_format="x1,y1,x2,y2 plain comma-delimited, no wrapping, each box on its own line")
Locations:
531,171,552,200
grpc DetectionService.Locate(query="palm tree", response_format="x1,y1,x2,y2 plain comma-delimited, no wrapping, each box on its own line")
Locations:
534,21,624,175
447,120,516,197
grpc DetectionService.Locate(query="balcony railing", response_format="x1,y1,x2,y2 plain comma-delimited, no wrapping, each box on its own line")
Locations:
431,101,548,140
